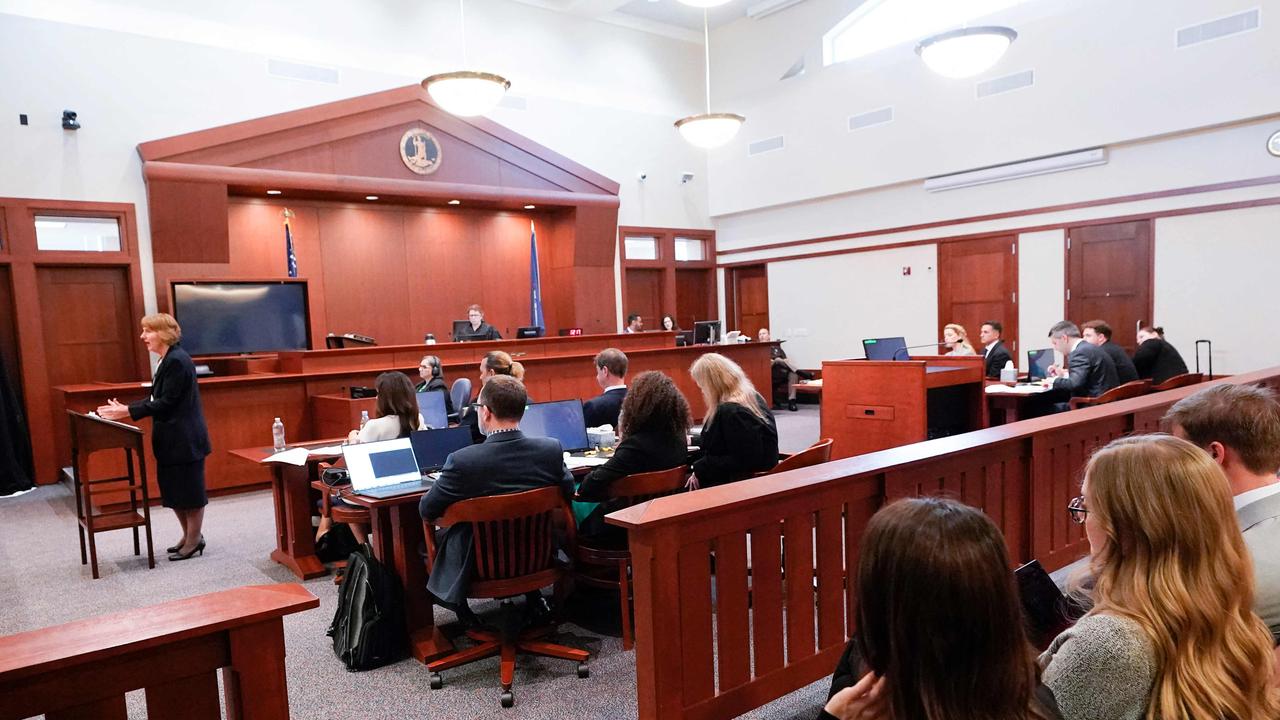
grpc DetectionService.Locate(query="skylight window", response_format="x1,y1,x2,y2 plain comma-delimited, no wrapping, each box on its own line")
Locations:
823,0,1034,66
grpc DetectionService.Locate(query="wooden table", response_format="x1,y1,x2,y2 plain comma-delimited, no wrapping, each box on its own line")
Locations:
228,440,344,580
985,382,1053,424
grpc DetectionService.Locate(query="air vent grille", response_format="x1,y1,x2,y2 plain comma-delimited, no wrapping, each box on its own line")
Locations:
1177,8,1260,47
848,106,893,131
976,70,1034,98
748,136,785,156
267,58,340,84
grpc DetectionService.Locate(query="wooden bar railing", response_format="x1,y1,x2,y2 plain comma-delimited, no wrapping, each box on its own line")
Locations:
608,366,1280,720
0,584,318,720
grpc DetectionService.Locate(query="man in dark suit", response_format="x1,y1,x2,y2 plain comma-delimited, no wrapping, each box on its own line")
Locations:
420,375,574,614
979,320,1014,379
582,348,628,428
1046,321,1120,400
1082,320,1139,384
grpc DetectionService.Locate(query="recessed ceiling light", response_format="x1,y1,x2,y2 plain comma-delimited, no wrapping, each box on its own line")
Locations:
266,190,282,195
448,199,461,205
524,204,535,210
365,195,379,201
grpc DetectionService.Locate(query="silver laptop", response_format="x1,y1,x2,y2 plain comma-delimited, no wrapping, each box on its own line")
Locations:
342,437,433,499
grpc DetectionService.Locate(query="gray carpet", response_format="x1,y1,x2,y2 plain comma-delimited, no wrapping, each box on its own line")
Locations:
0,420,831,720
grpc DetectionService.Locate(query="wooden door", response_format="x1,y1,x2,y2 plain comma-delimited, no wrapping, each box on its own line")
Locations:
728,265,769,337
675,268,714,330
36,266,137,391
938,235,1018,352
1067,221,1152,353
624,268,663,330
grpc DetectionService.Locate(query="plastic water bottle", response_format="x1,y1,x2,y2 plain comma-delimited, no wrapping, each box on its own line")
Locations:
360,410,370,429
272,417,286,451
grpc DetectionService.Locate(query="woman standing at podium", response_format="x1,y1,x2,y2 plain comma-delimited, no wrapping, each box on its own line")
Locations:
98,313,211,562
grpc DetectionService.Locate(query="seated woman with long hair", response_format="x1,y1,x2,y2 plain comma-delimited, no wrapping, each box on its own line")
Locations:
1041,434,1279,720
574,371,691,545
687,353,778,489
943,323,976,355
821,496,1062,720
347,371,424,443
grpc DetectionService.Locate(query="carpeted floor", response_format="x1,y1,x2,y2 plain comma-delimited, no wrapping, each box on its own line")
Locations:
0,406,829,719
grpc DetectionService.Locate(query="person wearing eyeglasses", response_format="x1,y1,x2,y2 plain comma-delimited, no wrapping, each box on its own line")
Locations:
414,354,455,416
1044,434,1279,720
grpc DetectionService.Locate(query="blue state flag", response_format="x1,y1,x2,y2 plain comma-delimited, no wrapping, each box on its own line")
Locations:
529,221,544,330
284,216,298,278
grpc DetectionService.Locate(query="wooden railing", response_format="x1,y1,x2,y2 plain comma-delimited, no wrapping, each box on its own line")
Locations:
0,584,318,720
608,367,1280,720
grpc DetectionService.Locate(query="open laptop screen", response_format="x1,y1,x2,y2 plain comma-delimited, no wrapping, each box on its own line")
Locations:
415,390,449,429
409,426,474,473
519,399,590,452
863,336,907,361
342,438,420,492
1027,348,1055,381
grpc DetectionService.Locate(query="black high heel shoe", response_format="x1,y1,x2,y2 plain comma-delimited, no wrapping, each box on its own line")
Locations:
168,538,206,561
166,534,203,554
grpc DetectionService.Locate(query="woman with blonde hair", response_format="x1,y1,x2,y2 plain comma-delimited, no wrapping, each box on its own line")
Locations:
1042,434,1279,720
687,353,777,489
942,323,976,355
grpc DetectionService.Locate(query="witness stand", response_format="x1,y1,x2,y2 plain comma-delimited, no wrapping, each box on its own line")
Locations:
67,410,155,579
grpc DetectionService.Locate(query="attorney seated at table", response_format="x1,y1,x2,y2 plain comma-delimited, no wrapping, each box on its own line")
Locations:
414,354,455,417
456,303,502,341
1081,320,1139,383
419,375,574,623
574,370,691,546
979,320,1013,379
583,348,628,428
686,353,778,489
1033,320,1119,415
461,351,516,444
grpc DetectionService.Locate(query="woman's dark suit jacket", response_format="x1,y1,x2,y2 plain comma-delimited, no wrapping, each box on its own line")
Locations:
1132,337,1189,384
692,394,778,488
127,343,211,465
575,428,688,543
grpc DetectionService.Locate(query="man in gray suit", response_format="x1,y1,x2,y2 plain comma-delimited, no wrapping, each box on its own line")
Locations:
1164,383,1280,646
1046,320,1120,399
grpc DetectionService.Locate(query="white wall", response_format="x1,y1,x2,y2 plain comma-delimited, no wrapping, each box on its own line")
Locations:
1017,229,1065,371
766,243,937,368
1155,205,1280,375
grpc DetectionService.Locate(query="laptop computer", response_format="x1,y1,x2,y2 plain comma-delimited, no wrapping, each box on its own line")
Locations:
415,390,449,429
409,426,474,474
342,437,432,499
1027,348,1055,382
862,336,907,361
519,399,591,453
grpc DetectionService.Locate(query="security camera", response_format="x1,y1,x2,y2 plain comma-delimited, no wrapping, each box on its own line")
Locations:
61,110,79,130
680,172,695,184
638,172,648,181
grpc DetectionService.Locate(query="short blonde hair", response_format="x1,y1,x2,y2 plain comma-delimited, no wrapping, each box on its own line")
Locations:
141,313,181,346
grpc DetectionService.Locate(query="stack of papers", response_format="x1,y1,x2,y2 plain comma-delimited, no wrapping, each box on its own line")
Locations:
985,384,1050,395
565,456,609,470
263,448,309,466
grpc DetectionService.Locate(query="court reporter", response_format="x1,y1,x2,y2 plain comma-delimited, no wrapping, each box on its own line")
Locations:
686,353,778,489
415,354,454,416
98,313,211,562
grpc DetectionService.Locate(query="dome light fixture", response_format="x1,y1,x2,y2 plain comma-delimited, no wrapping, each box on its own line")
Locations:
675,10,744,149
422,0,509,117
916,26,1017,79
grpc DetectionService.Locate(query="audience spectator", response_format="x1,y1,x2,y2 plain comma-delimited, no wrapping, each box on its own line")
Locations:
942,323,976,355
574,371,690,545
1041,434,1279,720
820,497,1062,720
1133,326,1189,384
1080,320,1139,383
583,348,628,428
979,320,1014,379
687,353,778,488
415,354,455,416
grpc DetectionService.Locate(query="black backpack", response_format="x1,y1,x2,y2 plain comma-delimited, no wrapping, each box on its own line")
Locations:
326,544,407,671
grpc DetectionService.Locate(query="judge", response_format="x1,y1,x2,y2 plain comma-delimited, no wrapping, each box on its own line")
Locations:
456,304,502,341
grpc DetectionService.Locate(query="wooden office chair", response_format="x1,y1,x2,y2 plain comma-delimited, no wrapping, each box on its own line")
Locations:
1151,372,1204,392
572,465,688,650
766,438,834,475
423,486,589,707
1069,379,1152,410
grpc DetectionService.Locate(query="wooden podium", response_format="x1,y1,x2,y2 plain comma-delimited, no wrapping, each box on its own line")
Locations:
66,410,155,579
820,355,987,460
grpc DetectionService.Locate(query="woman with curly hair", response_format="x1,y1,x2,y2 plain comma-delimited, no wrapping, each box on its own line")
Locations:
1041,433,1279,720
574,370,692,545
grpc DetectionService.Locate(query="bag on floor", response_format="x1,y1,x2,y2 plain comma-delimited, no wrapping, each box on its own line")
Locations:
315,522,359,563
327,544,407,671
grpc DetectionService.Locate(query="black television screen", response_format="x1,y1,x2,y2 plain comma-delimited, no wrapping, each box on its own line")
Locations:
172,281,310,356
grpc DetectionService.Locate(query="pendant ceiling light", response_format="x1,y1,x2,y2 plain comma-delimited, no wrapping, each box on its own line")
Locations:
916,25,1016,79
675,10,744,149
422,0,510,117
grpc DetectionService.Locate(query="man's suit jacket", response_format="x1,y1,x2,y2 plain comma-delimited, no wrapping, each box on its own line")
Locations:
983,340,1014,379
1238,489,1280,642
419,430,573,604
127,343,212,465
1132,338,1189,384
583,387,626,428
1099,341,1139,384
1052,340,1119,398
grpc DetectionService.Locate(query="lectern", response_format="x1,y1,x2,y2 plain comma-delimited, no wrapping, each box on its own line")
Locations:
67,410,155,579
820,355,987,460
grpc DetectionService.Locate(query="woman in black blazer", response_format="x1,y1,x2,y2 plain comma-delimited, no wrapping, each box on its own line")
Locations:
1133,326,1190,384
414,354,455,415
687,353,778,489
574,371,692,545
99,313,212,561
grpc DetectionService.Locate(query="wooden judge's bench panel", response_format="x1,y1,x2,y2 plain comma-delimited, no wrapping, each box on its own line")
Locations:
54,335,775,501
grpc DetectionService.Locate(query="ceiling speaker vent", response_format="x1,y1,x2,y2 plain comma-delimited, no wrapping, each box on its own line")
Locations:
1177,8,1260,47
267,58,340,84
748,135,785,156
848,106,893,131
976,69,1034,98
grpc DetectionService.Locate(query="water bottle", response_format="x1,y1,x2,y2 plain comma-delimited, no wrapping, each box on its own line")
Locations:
272,417,286,451
360,410,370,429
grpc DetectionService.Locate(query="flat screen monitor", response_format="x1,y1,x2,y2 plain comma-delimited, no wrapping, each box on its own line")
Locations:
516,326,543,339
415,390,449,430
409,426,475,473
172,281,310,356
863,336,907,361
342,438,420,492
693,320,721,345
675,330,695,347
451,320,473,342
519,399,590,452
1027,348,1055,381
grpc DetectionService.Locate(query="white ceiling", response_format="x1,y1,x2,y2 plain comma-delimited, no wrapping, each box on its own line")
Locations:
613,0,747,32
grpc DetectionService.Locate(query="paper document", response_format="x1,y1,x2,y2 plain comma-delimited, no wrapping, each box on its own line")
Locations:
86,411,141,432
565,456,609,470
307,445,346,457
985,384,1050,395
263,447,310,466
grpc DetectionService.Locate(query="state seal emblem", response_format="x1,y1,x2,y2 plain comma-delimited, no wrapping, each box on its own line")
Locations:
400,128,442,175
